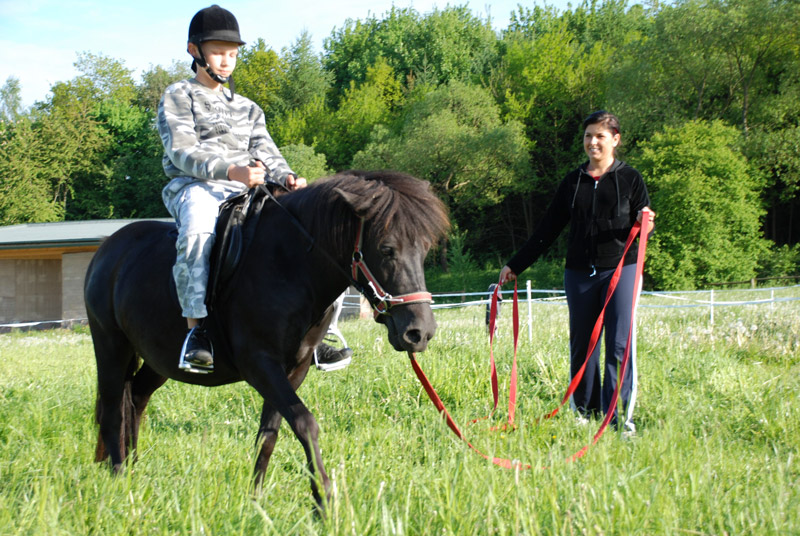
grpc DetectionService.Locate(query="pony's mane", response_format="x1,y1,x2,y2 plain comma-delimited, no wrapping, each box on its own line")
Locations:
281,170,450,255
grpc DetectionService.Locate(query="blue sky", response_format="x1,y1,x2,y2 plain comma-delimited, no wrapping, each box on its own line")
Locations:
0,0,571,108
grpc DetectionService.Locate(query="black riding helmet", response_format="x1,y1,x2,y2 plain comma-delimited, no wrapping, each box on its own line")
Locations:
188,5,245,98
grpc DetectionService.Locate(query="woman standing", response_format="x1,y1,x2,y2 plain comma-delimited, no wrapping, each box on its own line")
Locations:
499,111,655,434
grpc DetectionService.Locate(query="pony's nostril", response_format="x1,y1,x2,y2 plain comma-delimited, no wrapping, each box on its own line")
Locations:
405,329,422,345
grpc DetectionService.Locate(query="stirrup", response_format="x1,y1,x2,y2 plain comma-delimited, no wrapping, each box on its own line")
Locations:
179,327,214,374
314,350,352,371
313,342,352,372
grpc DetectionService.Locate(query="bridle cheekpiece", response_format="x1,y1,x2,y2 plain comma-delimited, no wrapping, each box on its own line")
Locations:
351,217,433,318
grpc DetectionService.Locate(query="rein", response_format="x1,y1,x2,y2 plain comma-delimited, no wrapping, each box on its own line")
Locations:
408,208,651,468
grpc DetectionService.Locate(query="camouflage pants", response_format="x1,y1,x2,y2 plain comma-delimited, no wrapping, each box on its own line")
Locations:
162,177,246,319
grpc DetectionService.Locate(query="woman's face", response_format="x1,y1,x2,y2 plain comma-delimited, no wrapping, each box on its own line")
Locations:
583,123,620,165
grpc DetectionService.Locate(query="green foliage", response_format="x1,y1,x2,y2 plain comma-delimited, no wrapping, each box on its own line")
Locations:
279,144,331,182
445,226,479,292
316,58,404,170
136,61,192,114
744,126,800,244
353,80,530,209
0,118,65,224
234,39,284,125
500,19,610,191
633,120,770,289
270,95,332,149
324,6,497,93
0,76,23,122
277,32,333,116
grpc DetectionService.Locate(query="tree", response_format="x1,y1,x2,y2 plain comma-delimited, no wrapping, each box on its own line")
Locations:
136,61,192,114
633,120,769,289
316,58,404,170
0,77,23,123
496,17,612,253
609,0,800,140
745,126,800,245
708,0,800,133
324,6,498,94
69,52,137,105
279,144,331,182
277,31,332,114
607,0,729,144
353,80,530,262
0,118,65,224
234,39,284,126
267,32,334,148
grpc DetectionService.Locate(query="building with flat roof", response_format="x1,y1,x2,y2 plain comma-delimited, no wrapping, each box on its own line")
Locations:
0,219,367,331
0,219,170,329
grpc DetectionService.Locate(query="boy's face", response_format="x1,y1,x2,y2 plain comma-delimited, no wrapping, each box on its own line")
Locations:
189,40,240,80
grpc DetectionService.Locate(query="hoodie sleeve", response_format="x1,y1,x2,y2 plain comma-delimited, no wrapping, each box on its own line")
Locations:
248,105,295,185
629,167,651,214
505,175,573,276
628,167,654,237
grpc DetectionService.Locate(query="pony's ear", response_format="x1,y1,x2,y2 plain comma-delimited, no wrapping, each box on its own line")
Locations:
333,187,372,216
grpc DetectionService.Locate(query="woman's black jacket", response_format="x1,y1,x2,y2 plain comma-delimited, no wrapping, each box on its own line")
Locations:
506,160,651,276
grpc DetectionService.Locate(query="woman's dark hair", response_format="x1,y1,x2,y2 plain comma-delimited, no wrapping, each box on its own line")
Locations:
582,110,620,135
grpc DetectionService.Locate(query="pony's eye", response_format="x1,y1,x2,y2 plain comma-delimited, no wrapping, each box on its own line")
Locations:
380,245,395,258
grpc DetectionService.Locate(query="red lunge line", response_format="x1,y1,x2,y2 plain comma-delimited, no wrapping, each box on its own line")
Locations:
409,208,651,468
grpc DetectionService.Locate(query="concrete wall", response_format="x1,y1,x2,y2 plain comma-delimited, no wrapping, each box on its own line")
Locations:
62,252,95,321
0,259,62,324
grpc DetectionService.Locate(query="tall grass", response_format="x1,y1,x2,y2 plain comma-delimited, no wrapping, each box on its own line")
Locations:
0,290,798,535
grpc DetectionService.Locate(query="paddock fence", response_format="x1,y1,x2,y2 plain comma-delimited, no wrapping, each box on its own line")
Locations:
428,283,800,342
2,284,799,337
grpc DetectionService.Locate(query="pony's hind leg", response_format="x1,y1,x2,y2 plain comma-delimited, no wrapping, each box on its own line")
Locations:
91,325,138,473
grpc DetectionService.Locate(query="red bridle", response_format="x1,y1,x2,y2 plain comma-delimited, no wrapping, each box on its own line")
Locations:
351,217,433,317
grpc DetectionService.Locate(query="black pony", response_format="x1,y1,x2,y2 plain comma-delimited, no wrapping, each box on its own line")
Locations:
84,170,450,507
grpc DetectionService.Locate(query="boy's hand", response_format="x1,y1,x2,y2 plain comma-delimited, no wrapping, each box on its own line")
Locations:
286,174,307,190
227,162,265,188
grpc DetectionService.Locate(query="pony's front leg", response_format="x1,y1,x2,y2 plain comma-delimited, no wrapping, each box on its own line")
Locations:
247,357,331,509
253,403,282,490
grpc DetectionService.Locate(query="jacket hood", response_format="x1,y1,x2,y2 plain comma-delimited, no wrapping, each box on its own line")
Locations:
572,159,627,217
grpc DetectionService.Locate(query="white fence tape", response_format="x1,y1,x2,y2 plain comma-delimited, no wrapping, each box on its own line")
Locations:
3,284,798,331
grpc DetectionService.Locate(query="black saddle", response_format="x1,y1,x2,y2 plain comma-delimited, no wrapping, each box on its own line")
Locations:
205,184,272,309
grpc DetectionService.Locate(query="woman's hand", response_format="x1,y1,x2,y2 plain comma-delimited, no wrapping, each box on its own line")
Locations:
637,206,656,234
498,265,517,285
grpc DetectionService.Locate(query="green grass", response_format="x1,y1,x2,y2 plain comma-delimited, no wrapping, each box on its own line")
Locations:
1,290,798,535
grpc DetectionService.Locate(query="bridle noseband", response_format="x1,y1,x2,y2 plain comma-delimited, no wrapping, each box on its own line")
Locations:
351,217,433,317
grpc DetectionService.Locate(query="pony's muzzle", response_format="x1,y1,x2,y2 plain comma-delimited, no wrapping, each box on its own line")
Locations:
387,305,436,353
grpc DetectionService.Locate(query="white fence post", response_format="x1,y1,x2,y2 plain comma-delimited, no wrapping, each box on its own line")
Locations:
527,279,533,343
709,289,715,330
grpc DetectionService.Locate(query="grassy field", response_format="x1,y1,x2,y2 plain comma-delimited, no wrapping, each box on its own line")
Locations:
0,288,798,535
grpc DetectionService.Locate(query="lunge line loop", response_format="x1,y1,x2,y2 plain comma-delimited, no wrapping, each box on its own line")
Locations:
408,208,651,467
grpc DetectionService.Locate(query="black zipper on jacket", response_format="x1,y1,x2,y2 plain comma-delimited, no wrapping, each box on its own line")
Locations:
590,178,598,276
